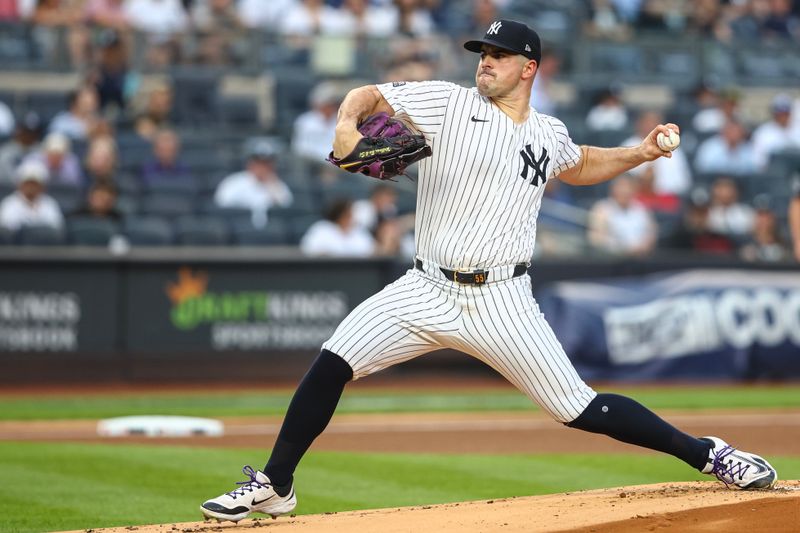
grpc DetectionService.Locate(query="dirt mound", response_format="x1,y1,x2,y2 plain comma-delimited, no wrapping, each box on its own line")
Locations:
62,481,799,533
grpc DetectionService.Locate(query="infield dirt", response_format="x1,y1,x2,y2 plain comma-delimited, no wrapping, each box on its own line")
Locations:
58,481,799,533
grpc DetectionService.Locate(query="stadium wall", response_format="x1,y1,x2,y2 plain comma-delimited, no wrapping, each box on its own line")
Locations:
0,248,797,383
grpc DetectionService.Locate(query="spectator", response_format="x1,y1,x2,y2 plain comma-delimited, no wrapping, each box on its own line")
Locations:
790,175,800,261
623,110,692,196
587,175,657,256
693,86,741,134
529,50,560,116
761,0,798,40
134,82,174,140
586,87,629,131
140,128,192,186
292,82,340,163
0,159,63,232
123,0,188,66
237,0,294,29
0,99,13,137
87,30,134,112
706,176,755,239
48,86,101,141
353,184,399,231
584,0,633,40
0,112,42,183
24,132,84,186
666,187,735,254
84,0,130,32
394,0,435,37
280,0,343,36
70,180,122,221
190,0,246,65
694,120,757,175
466,0,498,35
300,198,376,257
83,135,117,183
31,0,88,67
337,0,398,36
214,139,293,224
752,94,800,169
739,196,788,262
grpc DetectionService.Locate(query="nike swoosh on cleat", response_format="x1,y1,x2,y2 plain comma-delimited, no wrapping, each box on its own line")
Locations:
471,116,489,123
252,495,275,506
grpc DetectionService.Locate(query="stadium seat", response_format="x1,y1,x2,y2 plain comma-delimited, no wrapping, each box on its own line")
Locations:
174,215,231,245
122,215,174,245
232,218,289,245
200,205,254,227
0,227,13,245
287,214,320,245
23,91,67,123
140,192,196,218
16,225,66,246
144,179,199,196
171,67,221,126
219,96,260,130
67,217,119,246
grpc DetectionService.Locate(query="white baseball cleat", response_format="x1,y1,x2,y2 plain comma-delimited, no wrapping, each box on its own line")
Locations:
201,466,297,522
700,436,778,489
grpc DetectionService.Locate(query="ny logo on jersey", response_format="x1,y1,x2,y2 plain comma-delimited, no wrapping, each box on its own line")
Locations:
519,144,550,187
487,21,502,35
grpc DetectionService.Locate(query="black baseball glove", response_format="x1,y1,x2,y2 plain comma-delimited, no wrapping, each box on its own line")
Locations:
327,113,432,180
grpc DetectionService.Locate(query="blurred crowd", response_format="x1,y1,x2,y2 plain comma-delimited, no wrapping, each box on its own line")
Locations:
585,0,800,42
0,0,798,262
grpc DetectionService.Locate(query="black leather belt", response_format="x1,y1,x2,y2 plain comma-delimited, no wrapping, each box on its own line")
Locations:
414,258,527,285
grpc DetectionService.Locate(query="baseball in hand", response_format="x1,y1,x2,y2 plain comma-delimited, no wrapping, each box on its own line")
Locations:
656,129,680,151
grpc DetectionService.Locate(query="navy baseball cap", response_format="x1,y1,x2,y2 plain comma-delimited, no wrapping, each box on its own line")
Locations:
464,19,541,63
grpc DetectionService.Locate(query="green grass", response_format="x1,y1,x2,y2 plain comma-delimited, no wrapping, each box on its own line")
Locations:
2,442,798,533
1,385,799,420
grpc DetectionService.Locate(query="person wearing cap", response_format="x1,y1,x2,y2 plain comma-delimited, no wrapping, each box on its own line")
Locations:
0,112,42,184
0,159,64,232
291,82,342,164
201,19,776,525
23,131,84,187
739,194,788,262
751,93,800,170
213,139,293,226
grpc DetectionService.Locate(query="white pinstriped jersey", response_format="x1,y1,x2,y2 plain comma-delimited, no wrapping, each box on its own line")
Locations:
322,80,597,423
377,81,582,269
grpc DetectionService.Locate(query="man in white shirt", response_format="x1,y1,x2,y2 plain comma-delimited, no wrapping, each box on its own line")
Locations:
292,82,341,163
588,174,657,255
300,198,375,257
214,139,293,227
0,159,64,232
623,110,692,195
694,120,757,176
752,94,800,170
707,176,754,239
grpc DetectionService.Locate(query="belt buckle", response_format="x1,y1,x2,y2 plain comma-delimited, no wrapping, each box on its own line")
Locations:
453,269,487,285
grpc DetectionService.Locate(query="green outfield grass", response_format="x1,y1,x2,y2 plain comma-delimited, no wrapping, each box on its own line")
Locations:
1,441,798,533
1,385,799,420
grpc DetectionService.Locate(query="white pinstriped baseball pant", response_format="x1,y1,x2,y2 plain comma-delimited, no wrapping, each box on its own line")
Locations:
322,265,597,423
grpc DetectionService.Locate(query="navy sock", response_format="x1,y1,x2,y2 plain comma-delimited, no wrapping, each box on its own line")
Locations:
264,349,353,486
566,393,711,471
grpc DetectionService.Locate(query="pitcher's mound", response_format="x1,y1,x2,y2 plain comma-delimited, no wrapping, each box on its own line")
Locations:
64,481,800,533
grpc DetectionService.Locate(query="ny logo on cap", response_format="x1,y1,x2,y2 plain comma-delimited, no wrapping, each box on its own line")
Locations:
487,21,502,35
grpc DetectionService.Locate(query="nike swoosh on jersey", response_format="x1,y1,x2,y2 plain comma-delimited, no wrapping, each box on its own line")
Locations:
470,116,490,123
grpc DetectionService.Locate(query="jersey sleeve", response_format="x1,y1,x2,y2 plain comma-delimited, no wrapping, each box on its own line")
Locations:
375,81,458,139
548,117,582,177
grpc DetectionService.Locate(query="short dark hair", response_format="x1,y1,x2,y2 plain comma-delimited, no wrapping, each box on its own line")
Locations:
324,198,353,223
